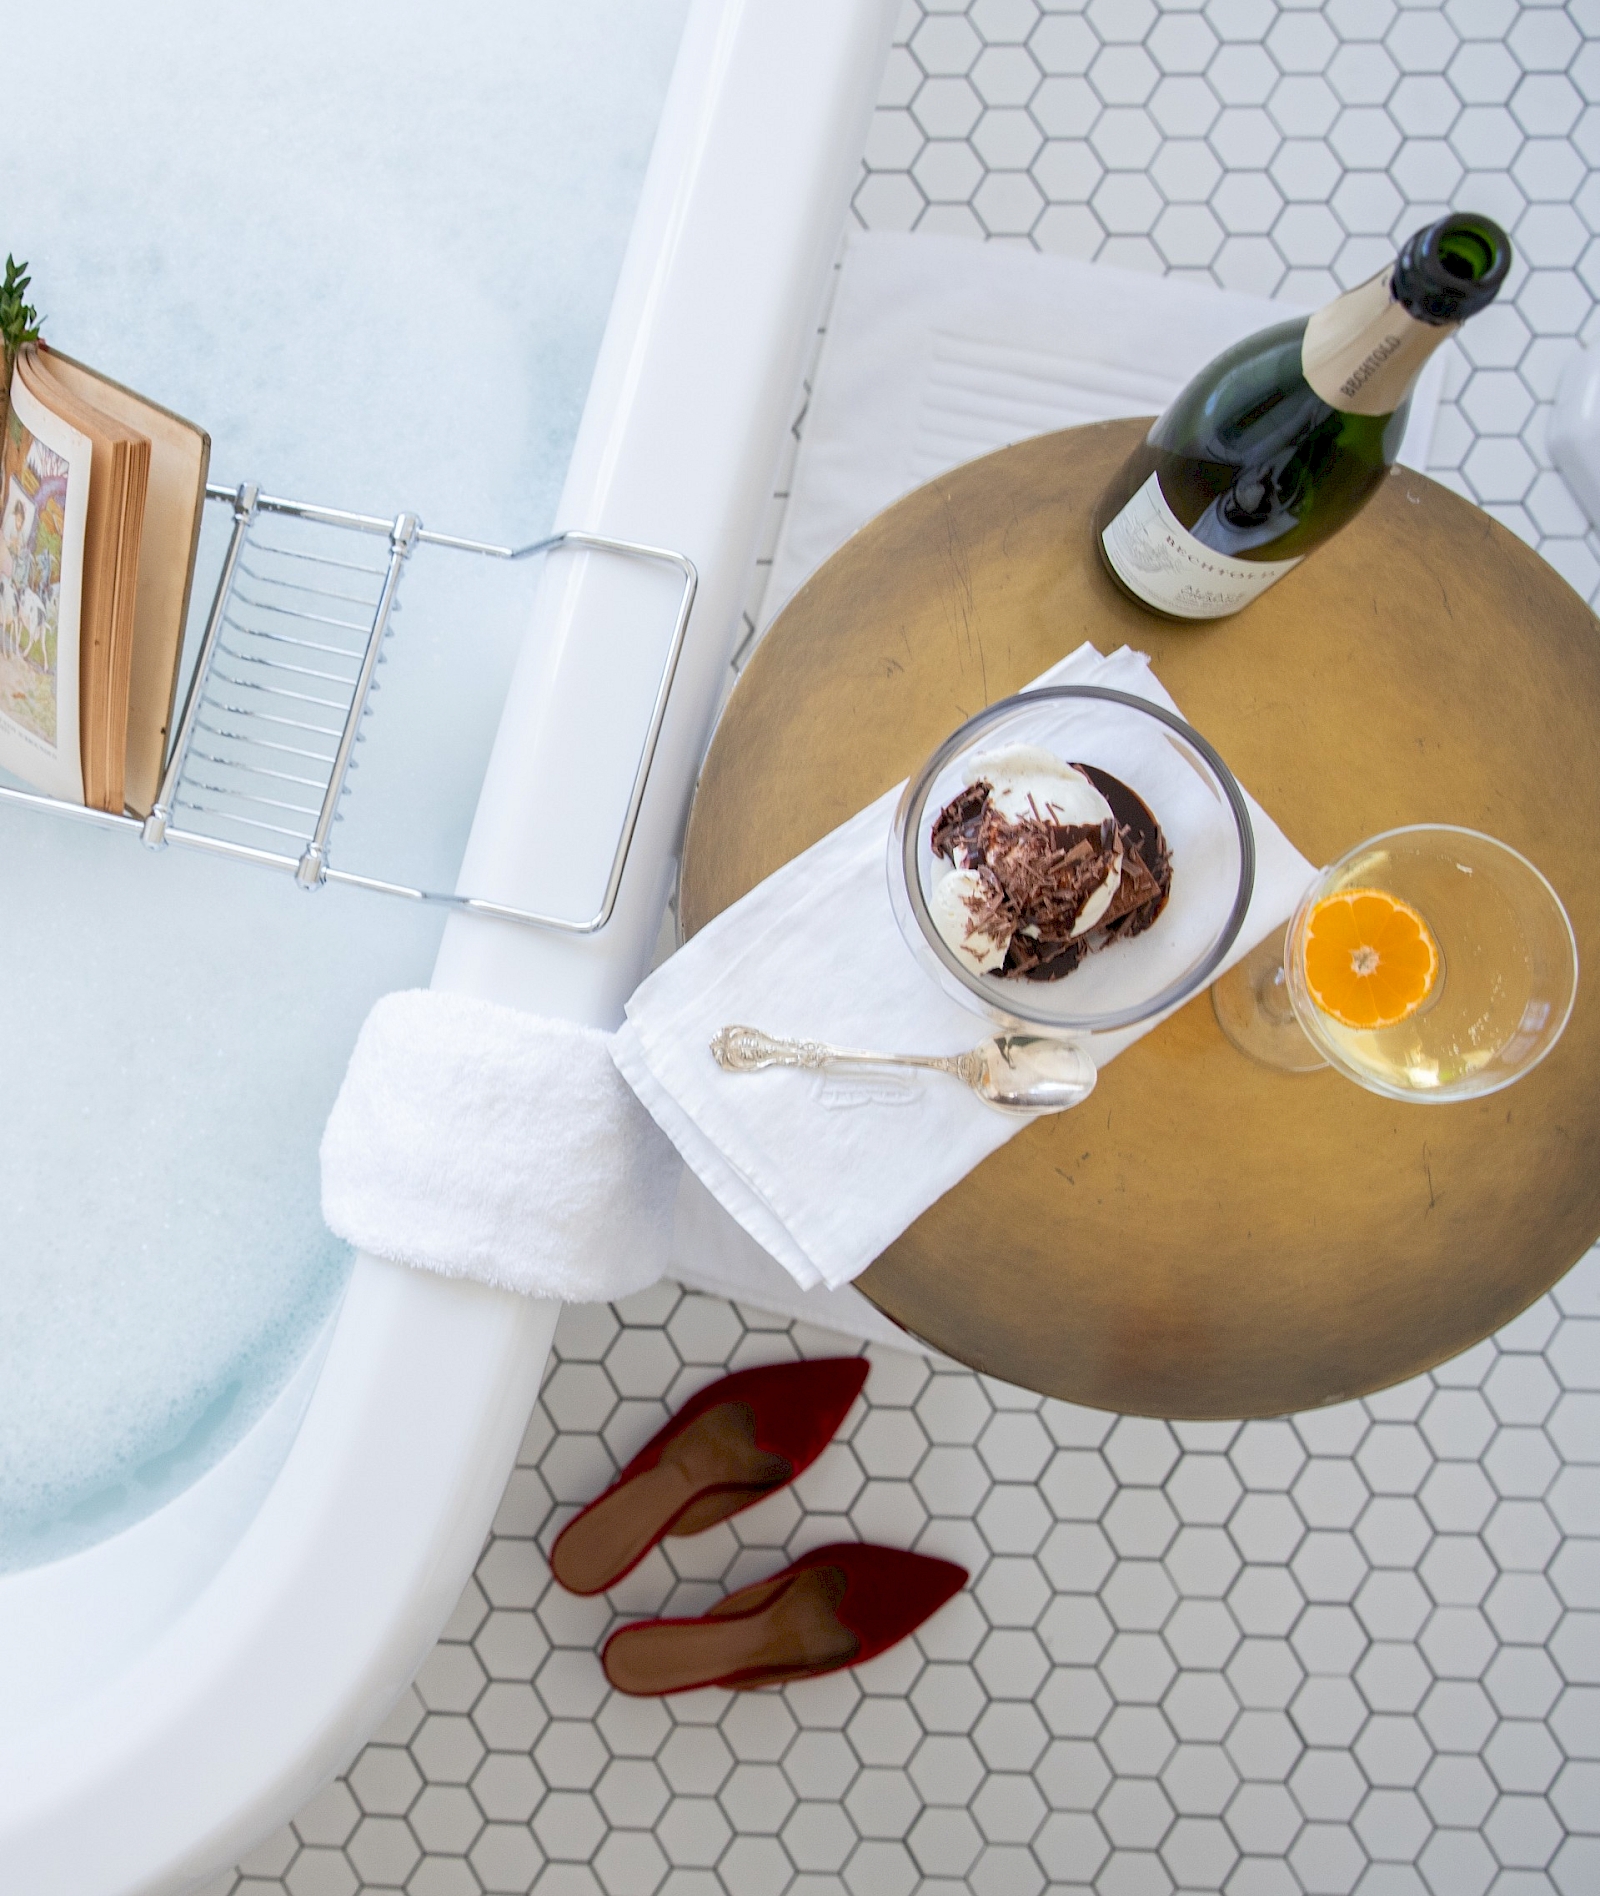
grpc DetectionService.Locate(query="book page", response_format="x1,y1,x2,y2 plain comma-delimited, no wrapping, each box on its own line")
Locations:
0,366,90,802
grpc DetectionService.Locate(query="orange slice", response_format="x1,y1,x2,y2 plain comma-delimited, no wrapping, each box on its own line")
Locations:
1302,887,1440,1031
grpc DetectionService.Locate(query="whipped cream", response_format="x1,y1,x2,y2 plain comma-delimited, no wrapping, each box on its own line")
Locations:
930,867,1008,972
934,746,1124,963
966,744,1113,829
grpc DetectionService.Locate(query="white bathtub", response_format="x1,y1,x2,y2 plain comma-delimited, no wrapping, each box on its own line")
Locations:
0,3,895,1887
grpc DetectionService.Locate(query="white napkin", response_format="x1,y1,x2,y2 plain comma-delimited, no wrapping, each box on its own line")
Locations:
615,642,1315,1293
762,231,1448,631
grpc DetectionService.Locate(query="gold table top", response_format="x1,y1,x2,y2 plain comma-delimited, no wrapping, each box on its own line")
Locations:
680,418,1600,1417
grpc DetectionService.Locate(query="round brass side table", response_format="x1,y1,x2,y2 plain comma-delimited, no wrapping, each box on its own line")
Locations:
680,418,1600,1418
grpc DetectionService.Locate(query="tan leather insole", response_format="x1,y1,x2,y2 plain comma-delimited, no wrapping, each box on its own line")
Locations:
551,1401,792,1594
605,1565,858,1694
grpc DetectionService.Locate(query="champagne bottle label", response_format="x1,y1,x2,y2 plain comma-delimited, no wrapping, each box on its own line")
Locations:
1301,266,1455,416
1100,472,1302,619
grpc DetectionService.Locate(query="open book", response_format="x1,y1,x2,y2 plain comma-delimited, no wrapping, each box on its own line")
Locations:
0,345,209,814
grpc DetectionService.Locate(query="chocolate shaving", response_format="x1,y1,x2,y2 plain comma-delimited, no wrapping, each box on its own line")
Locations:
930,766,1172,983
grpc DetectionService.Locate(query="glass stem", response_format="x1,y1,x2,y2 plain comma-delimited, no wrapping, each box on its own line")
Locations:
1254,953,1299,1027
1210,923,1328,1073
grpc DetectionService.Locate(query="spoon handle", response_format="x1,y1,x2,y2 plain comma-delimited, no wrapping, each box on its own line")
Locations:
710,1024,983,1086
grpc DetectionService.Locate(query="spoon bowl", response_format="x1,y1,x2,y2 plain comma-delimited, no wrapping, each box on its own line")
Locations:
976,1034,1098,1113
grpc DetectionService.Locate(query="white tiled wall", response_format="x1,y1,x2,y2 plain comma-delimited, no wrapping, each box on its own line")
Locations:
213,5,1600,1894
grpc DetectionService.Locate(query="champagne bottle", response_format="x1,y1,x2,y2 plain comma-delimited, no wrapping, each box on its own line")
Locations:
1094,213,1511,620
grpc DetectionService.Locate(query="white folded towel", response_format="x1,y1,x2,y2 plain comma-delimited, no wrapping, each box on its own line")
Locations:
321,989,680,1303
613,642,1316,1294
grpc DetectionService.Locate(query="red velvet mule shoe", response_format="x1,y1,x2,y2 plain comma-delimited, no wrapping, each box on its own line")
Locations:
550,1357,868,1595
602,1543,968,1694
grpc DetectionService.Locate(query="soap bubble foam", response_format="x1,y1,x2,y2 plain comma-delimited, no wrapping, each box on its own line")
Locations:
0,0,687,1568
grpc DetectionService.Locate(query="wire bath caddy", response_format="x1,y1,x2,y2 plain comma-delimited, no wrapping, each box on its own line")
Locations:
0,482,697,935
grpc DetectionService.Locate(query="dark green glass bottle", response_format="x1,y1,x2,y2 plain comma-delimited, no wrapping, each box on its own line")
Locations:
1094,214,1511,620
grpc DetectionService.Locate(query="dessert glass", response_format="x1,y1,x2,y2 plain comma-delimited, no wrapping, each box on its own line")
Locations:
1213,825,1578,1100
889,686,1256,1036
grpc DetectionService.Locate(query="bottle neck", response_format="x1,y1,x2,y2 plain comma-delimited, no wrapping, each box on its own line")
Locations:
1300,267,1453,417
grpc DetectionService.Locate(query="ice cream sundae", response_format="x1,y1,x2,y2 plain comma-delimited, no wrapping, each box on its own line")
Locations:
928,744,1172,982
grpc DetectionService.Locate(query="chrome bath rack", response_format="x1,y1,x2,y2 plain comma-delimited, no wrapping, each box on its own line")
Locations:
0,483,697,935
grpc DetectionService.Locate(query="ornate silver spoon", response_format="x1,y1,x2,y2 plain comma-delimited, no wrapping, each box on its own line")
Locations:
709,1024,1096,1114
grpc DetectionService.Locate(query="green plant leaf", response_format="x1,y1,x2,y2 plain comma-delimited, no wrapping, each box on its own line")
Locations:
0,254,43,370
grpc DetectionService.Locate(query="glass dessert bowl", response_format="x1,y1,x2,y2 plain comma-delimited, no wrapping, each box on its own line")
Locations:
1215,825,1578,1100
889,686,1256,1036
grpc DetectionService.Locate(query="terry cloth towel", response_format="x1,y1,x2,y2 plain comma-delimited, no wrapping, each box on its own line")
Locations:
321,989,680,1303
613,642,1317,1296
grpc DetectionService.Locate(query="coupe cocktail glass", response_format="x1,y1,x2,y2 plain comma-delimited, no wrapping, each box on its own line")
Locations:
1212,825,1577,1100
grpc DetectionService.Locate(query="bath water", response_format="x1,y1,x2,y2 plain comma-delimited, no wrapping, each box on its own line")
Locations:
0,0,688,1569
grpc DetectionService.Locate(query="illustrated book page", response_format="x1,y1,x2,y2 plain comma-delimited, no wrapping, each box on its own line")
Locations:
0,366,89,803
16,348,150,812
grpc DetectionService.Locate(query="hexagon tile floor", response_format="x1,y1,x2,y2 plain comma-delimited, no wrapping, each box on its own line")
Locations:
212,4,1600,1894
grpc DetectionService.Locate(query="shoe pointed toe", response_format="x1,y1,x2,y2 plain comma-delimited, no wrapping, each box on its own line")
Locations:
732,1356,868,1467
800,1542,968,1665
